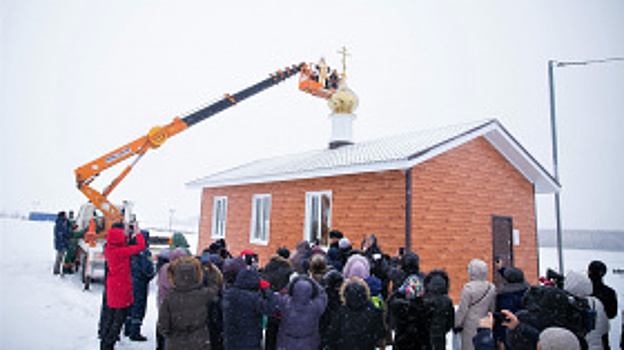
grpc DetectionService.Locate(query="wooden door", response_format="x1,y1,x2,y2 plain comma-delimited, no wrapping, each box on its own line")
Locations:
492,215,513,286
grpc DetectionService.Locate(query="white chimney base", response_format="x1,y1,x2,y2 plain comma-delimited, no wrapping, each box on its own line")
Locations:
329,113,356,149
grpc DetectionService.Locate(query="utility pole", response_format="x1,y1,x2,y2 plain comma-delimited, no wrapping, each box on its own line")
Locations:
547,60,564,274
547,57,624,274
169,209,175,232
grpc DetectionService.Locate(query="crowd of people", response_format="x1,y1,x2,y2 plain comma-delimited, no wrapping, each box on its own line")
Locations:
52,216,622,350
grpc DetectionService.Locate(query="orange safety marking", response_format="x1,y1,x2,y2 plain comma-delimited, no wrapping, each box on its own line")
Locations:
225,93,237,104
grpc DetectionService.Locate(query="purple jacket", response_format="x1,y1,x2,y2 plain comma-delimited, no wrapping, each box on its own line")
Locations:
157,247,188,308
276,276,328,350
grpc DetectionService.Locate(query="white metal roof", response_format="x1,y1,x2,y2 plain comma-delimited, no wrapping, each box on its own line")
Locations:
187,119,560,194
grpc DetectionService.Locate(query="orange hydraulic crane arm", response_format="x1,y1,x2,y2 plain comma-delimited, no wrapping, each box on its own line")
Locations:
74,63,304,225
75,117,188,222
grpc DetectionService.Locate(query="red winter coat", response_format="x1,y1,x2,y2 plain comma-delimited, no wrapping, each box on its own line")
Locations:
105,228,146,308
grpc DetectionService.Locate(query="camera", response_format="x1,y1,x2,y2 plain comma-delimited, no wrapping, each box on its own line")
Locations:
244,253,258,267
546,268,565,289
493,312,508,324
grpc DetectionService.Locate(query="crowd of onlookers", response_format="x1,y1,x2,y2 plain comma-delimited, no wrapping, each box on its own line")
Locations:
52,214,622,350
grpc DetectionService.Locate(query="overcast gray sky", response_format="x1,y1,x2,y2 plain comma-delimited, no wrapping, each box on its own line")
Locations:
1,1,623,231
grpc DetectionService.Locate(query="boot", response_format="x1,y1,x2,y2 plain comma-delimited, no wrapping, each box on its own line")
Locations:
100,340,114,350
129,334,148,341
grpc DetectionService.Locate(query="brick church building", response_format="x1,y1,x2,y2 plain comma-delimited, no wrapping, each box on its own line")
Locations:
188,112,558,301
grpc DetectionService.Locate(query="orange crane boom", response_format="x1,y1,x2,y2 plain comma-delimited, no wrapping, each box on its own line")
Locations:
75,63,305,228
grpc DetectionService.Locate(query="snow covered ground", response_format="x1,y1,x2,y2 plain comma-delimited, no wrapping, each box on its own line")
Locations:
1,218,622,349
0,219,159,349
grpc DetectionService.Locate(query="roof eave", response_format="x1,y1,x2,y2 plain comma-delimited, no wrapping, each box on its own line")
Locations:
186,159,411,189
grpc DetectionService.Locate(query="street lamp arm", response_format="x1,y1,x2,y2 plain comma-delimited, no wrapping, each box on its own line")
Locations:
554,57,624,67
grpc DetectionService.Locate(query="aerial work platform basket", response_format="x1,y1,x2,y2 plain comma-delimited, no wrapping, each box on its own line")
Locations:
298,60,339,99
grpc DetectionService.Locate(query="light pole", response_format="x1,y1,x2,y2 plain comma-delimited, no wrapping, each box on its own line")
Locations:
169,209,175,232
547,57,624,274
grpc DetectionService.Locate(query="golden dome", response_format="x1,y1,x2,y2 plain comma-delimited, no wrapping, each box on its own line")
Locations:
329,81,358,114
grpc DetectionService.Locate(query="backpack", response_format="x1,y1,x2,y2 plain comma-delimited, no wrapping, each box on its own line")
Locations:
399,274,425,300
565,293,597,337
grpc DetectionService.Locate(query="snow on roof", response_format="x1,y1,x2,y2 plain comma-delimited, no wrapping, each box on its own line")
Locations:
187,119,560,194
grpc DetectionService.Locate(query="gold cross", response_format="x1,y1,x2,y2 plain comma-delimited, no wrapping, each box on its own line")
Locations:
337,46,350,77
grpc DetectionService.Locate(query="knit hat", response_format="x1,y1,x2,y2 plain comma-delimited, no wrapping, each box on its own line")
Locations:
277,246,290,259
223,257,247,285
240,249,255,257
322,269,344,290
588,260,607,281
338,238,351,249
503,267,525,284
538,327,580,350
564,270,593,298
310,246,325,257
364,275,382,296
329,230,344,239
169,247,188,262
170,232,189,249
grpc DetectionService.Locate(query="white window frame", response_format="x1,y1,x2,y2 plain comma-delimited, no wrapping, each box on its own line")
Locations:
211,196,227,239
250,194,271,245
304,190,332,247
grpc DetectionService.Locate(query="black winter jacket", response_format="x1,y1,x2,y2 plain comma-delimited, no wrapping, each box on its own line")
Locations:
422,271,454,350
262,255,293,292
328,278,384,350
506,286,588,350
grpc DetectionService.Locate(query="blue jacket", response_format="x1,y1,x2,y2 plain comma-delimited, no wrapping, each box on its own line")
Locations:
276,276,327,350
473,328,496,350
222,269,277,350
131,232,155,286
53,216,71,251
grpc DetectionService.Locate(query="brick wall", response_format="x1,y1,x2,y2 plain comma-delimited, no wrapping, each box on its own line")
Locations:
197,136,537,302
412,137,537,302
198,171,407,263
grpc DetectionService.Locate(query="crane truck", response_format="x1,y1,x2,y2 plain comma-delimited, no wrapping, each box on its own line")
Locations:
73,59,338,289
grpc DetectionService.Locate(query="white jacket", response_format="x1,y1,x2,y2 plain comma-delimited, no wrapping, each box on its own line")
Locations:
585,296,609,350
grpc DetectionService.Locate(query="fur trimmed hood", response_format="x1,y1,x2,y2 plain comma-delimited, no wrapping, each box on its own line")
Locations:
340,277,371,310
168,256,203,291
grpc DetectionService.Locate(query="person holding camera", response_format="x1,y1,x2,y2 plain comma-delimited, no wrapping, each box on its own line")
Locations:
474,311,581,350
100,222,146,350
124,229,155,342
494,266,529,349
222,268,278,350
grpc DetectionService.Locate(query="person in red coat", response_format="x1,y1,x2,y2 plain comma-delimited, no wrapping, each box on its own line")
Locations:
100,222,146,350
